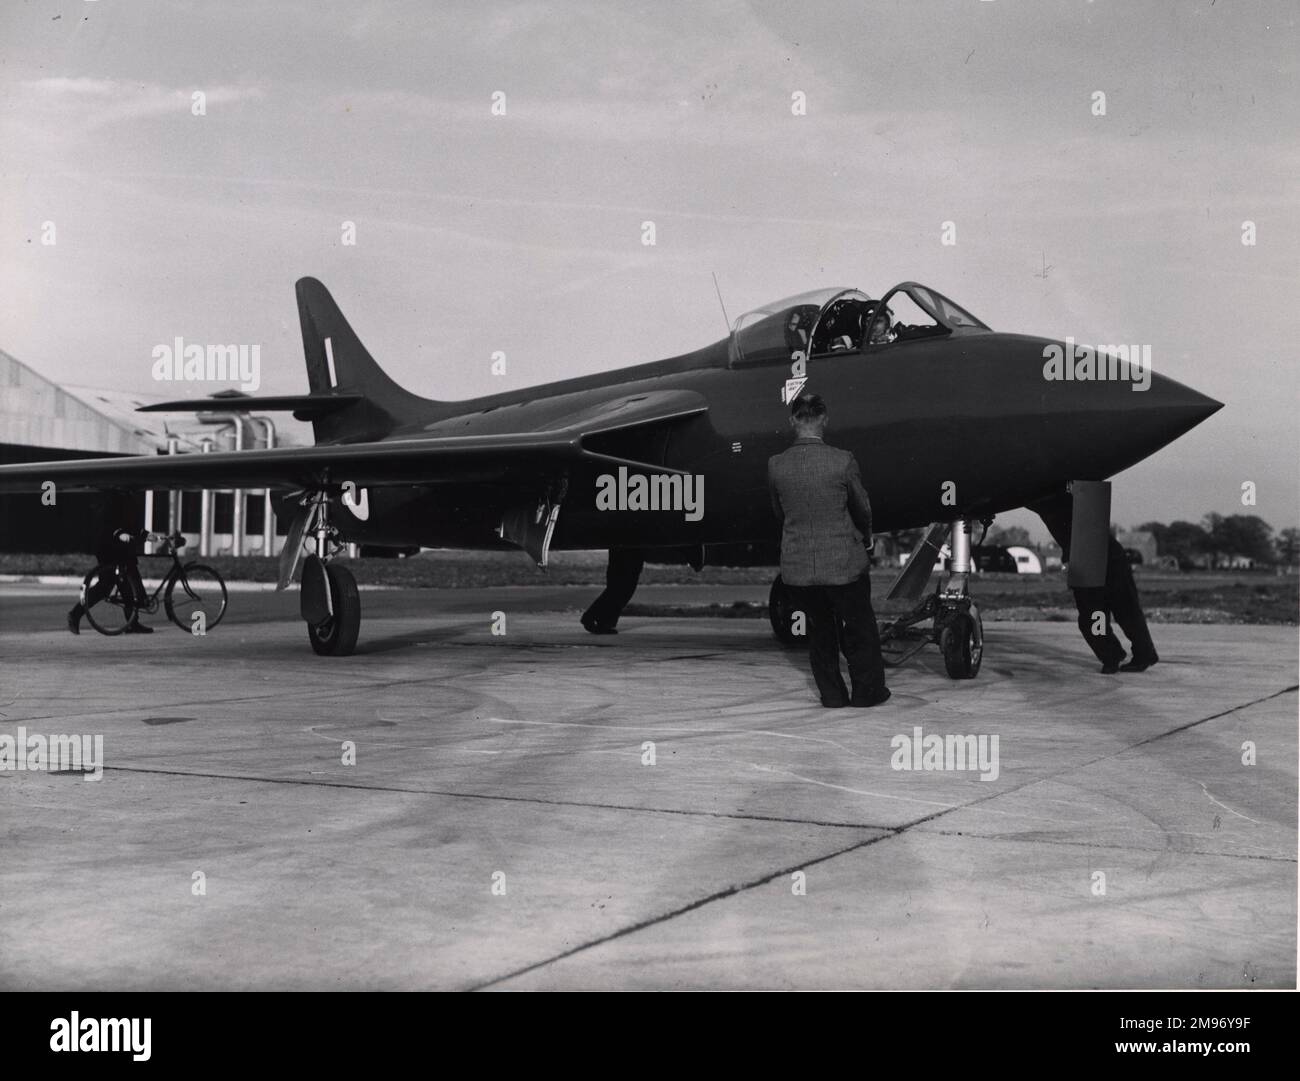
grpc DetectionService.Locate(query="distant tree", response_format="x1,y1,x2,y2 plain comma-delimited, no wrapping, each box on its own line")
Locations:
1156,520,1212,564
987,525,1031,547
1276,528,1300,566
1205,514,1275,564
1137,521,1168,551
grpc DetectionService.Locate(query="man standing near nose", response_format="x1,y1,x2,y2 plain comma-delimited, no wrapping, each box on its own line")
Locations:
1029,490,1159,674
769,392,890,708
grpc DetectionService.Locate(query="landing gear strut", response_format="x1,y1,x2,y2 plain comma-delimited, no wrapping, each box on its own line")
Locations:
293,492,361,656
878,519,984,679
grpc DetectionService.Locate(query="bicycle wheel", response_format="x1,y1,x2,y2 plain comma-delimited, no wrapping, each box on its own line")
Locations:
81,564,135,635
165,564,228,631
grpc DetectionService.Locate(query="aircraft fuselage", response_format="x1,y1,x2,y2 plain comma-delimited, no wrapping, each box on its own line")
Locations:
331,328,1219,558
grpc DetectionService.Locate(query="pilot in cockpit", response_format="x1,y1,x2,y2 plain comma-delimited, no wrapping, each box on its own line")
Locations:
863,304,896,347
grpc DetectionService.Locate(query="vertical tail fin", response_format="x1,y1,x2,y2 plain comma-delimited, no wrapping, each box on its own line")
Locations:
295,277,434,444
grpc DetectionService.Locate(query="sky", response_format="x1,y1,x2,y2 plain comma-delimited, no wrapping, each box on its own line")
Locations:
1,0,1296,541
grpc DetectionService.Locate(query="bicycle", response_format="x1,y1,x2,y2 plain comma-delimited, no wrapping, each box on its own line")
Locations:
80,531,228,636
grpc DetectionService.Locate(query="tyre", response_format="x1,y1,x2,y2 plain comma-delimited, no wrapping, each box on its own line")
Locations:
307,563,361,656
768,575,801,646
940,610,983,679
81,564,134,635
165,564,229,632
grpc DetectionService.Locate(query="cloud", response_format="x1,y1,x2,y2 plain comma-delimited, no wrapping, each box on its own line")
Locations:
14,78,264,131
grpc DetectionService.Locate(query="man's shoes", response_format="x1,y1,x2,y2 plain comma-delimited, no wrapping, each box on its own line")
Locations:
1120,655,1158,672
66,609,81,635
124,621,154,634
580,616,617,635
1100,661,1121,674
821,699,848,709
851,687,892,707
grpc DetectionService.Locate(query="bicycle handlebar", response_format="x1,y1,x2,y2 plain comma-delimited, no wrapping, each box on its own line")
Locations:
145,531,186,549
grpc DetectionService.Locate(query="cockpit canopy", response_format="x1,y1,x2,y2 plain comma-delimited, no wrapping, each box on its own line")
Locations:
729,282,989,367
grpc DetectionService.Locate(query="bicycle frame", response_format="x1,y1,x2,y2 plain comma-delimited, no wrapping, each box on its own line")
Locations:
131,543,189,614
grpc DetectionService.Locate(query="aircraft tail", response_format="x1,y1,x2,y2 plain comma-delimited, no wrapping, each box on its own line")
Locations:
295,276,434,444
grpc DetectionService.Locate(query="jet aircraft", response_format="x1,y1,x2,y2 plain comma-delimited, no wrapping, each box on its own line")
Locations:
0,278,1221,672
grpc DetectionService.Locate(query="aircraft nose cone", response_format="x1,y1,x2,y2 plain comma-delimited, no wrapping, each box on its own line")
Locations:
1136,372,1223,447
1027,346,1224,479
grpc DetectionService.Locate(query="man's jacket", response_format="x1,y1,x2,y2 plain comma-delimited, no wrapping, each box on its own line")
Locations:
768,436,873,586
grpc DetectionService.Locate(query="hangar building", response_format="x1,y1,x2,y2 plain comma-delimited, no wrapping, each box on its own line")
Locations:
0,349,296,556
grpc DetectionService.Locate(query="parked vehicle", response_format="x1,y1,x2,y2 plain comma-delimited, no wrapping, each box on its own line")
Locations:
972,545,1017,573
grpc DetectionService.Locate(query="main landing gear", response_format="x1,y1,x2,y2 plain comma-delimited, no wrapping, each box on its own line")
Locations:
289,492,361,656
768,518,984,680
768,575,800,646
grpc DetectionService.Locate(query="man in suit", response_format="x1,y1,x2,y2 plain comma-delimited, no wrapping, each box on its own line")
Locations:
1030,490,1158,673
768,392,889,708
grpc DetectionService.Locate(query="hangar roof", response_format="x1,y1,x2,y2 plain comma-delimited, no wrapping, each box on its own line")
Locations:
0,349,158,455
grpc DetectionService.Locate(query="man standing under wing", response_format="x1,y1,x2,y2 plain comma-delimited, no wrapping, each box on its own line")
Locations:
769,392,890,708
1029,489,1159,674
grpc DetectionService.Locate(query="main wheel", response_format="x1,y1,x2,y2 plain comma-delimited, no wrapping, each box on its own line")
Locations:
81,564,134,635
165,564,228,632
768,575,801,646
940,610,983,679
307,562,361,656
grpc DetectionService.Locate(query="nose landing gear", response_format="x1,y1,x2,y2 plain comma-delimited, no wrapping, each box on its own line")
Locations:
878,518,984,680
935,599,983,680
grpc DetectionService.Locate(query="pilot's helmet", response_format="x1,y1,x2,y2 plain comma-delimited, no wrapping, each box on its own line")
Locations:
864,304,894,342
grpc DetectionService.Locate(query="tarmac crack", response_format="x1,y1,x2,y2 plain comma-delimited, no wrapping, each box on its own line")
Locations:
472,682,1298,989
466,827,903,991
91,763,895,832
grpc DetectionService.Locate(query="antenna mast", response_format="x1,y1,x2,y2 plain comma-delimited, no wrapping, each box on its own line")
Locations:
711,272,732,334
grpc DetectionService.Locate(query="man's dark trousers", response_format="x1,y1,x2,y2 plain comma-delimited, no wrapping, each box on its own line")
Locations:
582,548,645,630
1031,493,1157,668
1073,538,1157,666
789,571,886,706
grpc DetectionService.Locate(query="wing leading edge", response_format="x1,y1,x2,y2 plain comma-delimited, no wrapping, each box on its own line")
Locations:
0,390,709,493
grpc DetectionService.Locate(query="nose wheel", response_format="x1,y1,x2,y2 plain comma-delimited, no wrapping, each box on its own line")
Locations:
874,517,988,679
937,603,983,679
